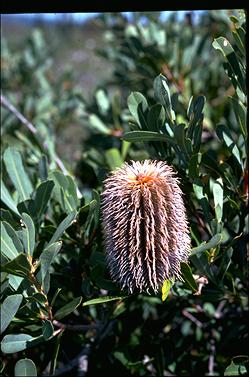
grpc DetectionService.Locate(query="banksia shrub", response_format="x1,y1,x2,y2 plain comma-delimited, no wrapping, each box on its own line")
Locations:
101,160,191,294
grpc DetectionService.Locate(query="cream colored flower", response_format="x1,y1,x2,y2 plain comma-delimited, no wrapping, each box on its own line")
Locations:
101,160,190,294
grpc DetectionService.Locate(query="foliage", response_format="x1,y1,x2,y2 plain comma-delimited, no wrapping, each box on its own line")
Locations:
1,10,248,377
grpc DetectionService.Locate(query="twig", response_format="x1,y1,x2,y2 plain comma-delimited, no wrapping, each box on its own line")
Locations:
1,93,82,198
53,320,97,332
210,85,235,106
182,309,203,327
208,339,216,375
51,319,117,376
214,300,226,319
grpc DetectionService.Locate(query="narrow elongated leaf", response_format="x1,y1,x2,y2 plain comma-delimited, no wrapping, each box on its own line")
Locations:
89,114,110,134
162,280,171,301
105,148,123,170
180,262,198,292
123,130,175,146
190,252,217,284
8,275,24,291
216,124,242,166
3,148,33,201
54,297,82,320
213,178,223,223
224,361,247,376
0,209,18,228
39,241,62,289
1,253,31,278
21,213,35,257
193,182,212,223
0,180,19,215
46,211,77,249
14,359,37,377
153,74,175,123
82,296,128,306
34,180,54,218
0,294,23,334
17,200,36,219
2,221,23,253
213,37,246,93
38,155,48,181
189,153,202,179
1,222,19,260
218,248,233,281
127,92,148,129
190,234,223,256
1,334,33,354
229,97,247,139
49,172,78,214
42,320,54,340
187,95,205,138
147,104,166,132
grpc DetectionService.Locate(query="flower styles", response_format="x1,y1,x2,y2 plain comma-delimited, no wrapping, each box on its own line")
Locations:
101,160,191,294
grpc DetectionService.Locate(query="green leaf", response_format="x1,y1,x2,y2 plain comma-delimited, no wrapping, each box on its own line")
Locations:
38,155,48,181
95,88,110,115
105,148,123,170
0,209,18,228
212,37,246,93
54,296,82,320
147,104,166,132
1,222,20,260
2,221,23,253
190,234,223,256
0,294,23,334
180,262,198,292
173,123,192,158
0,180,19,215
193,182,212,223
39,242,62,292
17,200,36,219
224,361,247,376
1,253,31,278
3,147,33,202
153,74,175,124
213,178,223,223
218,248,233,281
46,211,77,249
14,359,37,377
49,171,78,214
1,334,33,354
187,95,205,139
216,124,242,167
190,251,217,285
123,130,175,146
189,153,202,179
42,320,54,340
229,97,247,139
82,296,128,306
162,280,171,301
34,180,54,218
127,92,149,129
8,275,24,291
89,114,110,134
21,213,35,257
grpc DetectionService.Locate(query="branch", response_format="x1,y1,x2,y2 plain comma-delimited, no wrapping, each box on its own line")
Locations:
208,339,216,375
182,309,203,328
1,94,82,198
53,320,98,332
51,319,117,376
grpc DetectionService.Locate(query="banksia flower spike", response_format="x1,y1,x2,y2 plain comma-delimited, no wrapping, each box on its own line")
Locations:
101,160,191,294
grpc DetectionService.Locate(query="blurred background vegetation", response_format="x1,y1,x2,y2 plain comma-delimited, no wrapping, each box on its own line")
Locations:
1,9,248,377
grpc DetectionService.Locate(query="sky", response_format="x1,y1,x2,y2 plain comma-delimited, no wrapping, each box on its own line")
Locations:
1,11,206,24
